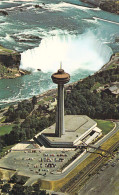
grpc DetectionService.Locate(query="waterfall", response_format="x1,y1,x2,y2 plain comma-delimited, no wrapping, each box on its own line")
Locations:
20,31,113,73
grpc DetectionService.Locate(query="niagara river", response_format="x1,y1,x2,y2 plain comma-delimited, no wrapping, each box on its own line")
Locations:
0,0,119,108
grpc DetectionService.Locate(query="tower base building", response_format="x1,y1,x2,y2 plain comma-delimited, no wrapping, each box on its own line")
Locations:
34,115,102,148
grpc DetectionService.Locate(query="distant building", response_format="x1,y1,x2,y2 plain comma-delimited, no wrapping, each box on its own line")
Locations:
104,83,119,97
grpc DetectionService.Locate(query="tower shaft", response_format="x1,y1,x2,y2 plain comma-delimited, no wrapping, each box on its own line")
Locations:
56,84,65,137
51,68,70,137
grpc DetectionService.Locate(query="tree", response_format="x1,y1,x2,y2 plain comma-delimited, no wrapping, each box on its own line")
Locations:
19,130,26,142
10,174,19,183
10,184,24,195
32,96,37,105
6,105,15,122
0,143,3,153
8,105,15,114
23,186,33,195
38,117,49,130
20,109,29,119
0,172,3,179
2,183,11,193
33,180,41,192
8,127,21,144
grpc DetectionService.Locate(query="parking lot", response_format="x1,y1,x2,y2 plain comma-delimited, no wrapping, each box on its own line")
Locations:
0,148,76,178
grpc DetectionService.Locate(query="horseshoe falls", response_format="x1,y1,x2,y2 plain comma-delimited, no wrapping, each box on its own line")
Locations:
20,31,112,73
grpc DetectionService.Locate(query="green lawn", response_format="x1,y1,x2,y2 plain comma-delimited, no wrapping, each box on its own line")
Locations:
91,82,101,91
0,46,14,54
37,100,44,105
107,63,118,70
95,119,115,135
0,124,14,136
44,96,53,101
0,117,6,123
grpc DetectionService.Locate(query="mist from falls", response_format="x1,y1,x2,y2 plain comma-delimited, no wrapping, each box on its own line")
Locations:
20,31,113,74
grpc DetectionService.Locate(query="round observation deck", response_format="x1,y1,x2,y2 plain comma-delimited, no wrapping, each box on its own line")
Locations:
51,69,70,84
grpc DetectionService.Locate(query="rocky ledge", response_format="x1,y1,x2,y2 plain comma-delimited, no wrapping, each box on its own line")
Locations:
81,0,119,14
0,66,30,79
0,45,30,79
100,1,119,14
0,10,8,16
98,53,119,72
0,45,20,68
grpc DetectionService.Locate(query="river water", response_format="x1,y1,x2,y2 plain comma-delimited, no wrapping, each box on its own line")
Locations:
0,0,119,108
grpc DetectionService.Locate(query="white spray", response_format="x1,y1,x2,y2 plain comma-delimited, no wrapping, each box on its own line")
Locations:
20,31,113,73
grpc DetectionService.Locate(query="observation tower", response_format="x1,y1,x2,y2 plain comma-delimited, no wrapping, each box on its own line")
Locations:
34,67,102,148
51,68,70,137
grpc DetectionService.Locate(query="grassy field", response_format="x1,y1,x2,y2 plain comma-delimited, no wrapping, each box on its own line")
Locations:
101,130,119,151
107,63,118,70
0,116,6,123
0,45,14,54
95,119,115,135
37,100,44,105
37,96,53,105
91,82,101,91
44,96,53,101
0,124,14,136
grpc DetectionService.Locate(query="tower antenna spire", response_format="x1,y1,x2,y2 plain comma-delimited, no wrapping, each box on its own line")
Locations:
60,61,62,69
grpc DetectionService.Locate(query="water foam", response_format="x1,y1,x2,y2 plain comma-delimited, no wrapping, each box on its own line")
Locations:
20,31,113,73
44,2,101,12
93,17,119,25
8,0,33,2
4,33,15,42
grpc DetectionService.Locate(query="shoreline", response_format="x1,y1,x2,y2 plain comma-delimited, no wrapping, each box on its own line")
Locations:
80,0,99,7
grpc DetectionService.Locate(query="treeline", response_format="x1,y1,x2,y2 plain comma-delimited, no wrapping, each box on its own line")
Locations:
0,96,55,155
5,96,37,122
1,184,47,195
65,67,119,119
0,114,55,151
1,175,47,195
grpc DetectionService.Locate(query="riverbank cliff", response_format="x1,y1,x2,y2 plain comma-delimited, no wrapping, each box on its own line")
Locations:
81,0,119,14
0,45,29,79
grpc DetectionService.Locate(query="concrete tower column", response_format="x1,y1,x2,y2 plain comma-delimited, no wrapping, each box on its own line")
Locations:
57,84,65,136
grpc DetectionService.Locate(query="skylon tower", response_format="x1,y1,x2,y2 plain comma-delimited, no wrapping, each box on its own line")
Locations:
51,68,70,137
34,66,102,148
